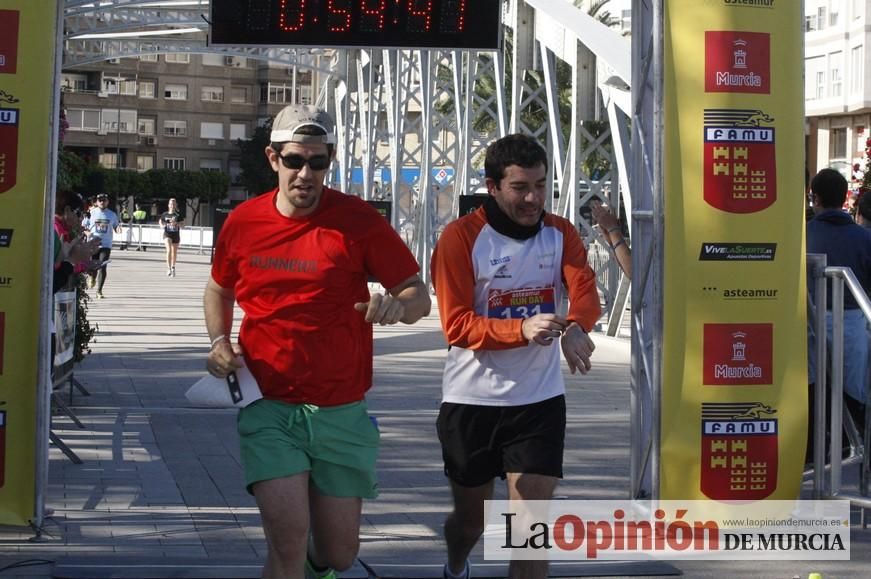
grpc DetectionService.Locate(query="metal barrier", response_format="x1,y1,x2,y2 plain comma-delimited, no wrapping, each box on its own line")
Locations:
116,224,213,254
807,253,871,514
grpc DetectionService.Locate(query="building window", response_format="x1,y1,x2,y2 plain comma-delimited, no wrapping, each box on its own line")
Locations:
231,86,248,104
164,157,186,170
855,0,863,19
139,45,158,62
101,109,137,134
229,159,242,184
230,123,247,141
101,76,137,95
818,6,827,28
830,51,843,98
66,108,101,131
201,86,225,102
263,82,295,104
200,122,224,140
851,46,863,94
164,120,188,137
138,117,155,135
137,155,154,172
830,127,847,159
62,74,88,92
201,53,225,66
165,53,190,64
139,80,155,99
98,152,121,169
164,83,188,100
200,159,222,172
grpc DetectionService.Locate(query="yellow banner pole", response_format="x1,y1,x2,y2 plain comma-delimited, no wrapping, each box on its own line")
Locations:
0,0,62,526
661,2,806,500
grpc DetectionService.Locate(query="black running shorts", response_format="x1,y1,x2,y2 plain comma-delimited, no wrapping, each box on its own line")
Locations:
164,231,180,244
436,394,566,487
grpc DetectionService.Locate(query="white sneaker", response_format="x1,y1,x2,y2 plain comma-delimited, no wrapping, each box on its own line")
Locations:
166,269,172,277
171,267,176,277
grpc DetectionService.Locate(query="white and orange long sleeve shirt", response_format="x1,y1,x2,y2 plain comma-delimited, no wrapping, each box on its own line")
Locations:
431,207,601,406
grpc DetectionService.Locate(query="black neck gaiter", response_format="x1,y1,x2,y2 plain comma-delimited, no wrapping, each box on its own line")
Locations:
483,195,543,240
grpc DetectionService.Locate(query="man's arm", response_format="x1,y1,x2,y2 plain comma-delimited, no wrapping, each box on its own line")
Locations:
204,276,243,377
353,274,431,325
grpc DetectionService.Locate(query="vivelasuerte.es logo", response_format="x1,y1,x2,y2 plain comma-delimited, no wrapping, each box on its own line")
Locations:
702,286,778,300
0,275,10,289
483,500,850,561
699,242,776,261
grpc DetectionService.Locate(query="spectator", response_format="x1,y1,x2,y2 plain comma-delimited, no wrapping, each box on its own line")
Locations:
591,200,631,277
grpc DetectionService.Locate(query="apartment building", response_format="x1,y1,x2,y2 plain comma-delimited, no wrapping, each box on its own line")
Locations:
805,0,871,180
61,52,326,217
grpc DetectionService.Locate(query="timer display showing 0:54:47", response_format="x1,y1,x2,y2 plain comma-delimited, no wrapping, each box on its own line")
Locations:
209,0,502,50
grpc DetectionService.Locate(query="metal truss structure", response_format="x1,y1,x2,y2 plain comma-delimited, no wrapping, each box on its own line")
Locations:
62,0,634,290
63,3,655,496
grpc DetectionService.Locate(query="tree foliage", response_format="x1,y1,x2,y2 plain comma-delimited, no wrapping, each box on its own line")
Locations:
236,118,277,196
59,152,230,223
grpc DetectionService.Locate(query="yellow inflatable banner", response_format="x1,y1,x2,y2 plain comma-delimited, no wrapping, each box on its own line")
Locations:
0,0,59,525
661,1,806,500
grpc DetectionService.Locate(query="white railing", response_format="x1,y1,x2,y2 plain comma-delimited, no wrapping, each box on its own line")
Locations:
807,253,871,513
115,224,213,254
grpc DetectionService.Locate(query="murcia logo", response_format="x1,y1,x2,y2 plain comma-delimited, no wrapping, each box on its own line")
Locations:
0,10,19,75
705,31,770,94
701,401,778,500
703,108,776,213
703,323,773,385
0,91,20,195
699,242,776,261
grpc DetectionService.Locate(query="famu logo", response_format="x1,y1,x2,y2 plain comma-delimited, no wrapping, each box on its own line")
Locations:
699,242,776,261
703,108,776,213
0,91,20,195
701,402,778,500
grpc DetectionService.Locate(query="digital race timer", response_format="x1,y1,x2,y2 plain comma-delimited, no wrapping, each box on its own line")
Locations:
209,0,502,50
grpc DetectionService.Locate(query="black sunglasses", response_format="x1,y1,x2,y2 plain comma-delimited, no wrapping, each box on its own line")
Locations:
277,152,331,171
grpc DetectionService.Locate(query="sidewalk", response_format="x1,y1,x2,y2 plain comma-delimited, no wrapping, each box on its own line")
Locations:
0,249,869,578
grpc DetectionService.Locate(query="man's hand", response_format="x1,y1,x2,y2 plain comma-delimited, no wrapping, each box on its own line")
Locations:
206,339,245,378
521,314,567,346
560,323,595,374
354,293,405,325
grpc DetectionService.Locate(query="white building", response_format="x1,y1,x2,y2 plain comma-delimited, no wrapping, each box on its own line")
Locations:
805,0,871,181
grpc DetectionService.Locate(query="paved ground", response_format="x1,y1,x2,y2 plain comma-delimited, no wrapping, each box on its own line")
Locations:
0,249,869,578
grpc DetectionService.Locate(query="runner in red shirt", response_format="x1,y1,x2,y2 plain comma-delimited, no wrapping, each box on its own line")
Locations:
204,105,430,579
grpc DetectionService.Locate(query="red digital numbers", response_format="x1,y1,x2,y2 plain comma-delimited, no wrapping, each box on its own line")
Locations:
406,0,433,33
279,0,306,32
440,0,466,33
327,0,352,32
360,0,387,32
276,0,466,39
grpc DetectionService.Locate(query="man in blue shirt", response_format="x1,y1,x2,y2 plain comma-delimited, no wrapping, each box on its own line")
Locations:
807,168,871,415
82,193,121,298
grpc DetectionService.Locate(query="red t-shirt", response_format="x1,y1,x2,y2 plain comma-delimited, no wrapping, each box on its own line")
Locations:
211,188,420,406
